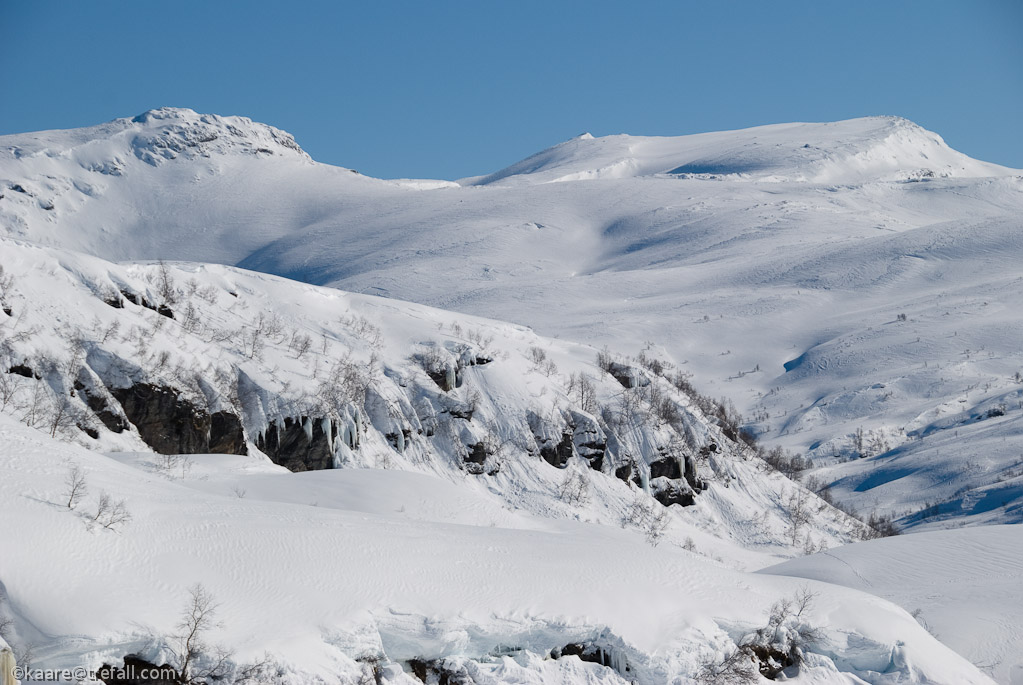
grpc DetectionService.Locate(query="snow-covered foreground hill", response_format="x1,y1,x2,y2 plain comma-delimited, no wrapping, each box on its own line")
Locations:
764,525,1023,685
2,108,1021,531
0,415,995,684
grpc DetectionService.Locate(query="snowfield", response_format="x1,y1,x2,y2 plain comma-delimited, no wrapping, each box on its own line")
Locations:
764,525,1023,685
0,416,997,684
1,108,1022,683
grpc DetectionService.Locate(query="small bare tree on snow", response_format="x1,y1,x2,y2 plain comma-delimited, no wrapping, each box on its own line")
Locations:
786,489,813,546
645,507,670,547
245,312,285,360
567,372,598,414
92,492,132,530
156,260,179,306
527,346,558,377
173,584,231,685
621,495,671,547
559,468,591,506
157,453,194,480
47,392,79,439
0,372,20,410
64,463,88,509
289,330,313,359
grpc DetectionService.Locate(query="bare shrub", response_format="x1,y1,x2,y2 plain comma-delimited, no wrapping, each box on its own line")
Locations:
785,489,813,546
698,588,821,683
64,463,88,509
567,372,598,414
318,352,370,410
92,492,132,530
245,312,285,359
559,468,591,506
156,260,179,306
173,584,229,684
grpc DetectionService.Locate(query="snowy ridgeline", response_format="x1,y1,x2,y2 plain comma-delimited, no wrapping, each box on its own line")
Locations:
0,237,992,684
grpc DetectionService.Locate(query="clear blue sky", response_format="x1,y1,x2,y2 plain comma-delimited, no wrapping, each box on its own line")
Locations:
2,1,1020,180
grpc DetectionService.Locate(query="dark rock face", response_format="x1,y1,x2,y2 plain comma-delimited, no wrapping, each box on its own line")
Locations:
552,643,632,676
385,428,413,452
607,362,648,389
95,655,178,685
540,431,574,469
407,658,474,684
119,289,174,319
75,380,129,433
649,456,682,480
463,441,500,475
683,453,706,492
748,643,797,679
109,383,246,455
426,367,457,392
209,411,246,454
256,416,336,471
445,402,475,420
577,441,606,470
8,363,35,378
651,477,695,507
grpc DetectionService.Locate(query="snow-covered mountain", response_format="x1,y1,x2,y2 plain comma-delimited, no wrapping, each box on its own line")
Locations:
2,108,1022,683
2,108,1021,532
462,117,1011,186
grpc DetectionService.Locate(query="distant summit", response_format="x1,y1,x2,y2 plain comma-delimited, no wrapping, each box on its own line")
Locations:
0,107,309,172
466,116,1015,186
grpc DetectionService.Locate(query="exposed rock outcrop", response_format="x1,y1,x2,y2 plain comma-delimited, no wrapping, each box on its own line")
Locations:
95,655,178,685
256,416,336,471
607,362,649,389
108,382,246,455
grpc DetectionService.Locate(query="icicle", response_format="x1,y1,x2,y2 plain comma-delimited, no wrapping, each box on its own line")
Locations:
321,417,333,453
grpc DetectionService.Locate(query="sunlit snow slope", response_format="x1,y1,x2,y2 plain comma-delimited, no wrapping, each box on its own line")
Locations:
763,525,1023,684
3,108,1021,530
0,415,996,684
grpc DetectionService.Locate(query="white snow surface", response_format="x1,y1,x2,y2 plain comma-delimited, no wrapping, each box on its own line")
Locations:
0,415,996,684
2,109,1022,683
763,525,1023,685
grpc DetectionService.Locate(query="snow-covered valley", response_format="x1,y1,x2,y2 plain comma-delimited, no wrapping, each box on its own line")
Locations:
1,109,1021,683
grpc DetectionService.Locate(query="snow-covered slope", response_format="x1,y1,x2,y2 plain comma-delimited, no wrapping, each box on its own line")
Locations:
763,525,1023,685
3,109,1021,532
0,235,875,563
0,413,996,685
0,237,988,683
